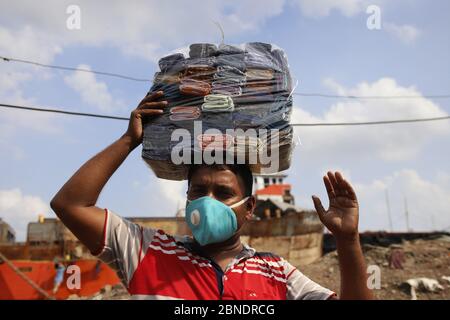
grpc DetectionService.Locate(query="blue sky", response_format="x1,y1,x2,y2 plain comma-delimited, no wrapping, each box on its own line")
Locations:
1,0,449,240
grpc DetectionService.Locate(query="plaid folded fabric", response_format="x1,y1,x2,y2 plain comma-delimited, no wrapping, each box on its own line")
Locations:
214,65,246,79
211,78,243,87
234,135,261,152
245,68,275,81
169,106,201,121
154,72,182,84
183,64,216,81
214,54,246,72
259,124,293,149
273,71,292,93
242,83,275,96
211,77,243,96
211,85,242,96
179,79,211,96
196,133,233,151
202,94,234,112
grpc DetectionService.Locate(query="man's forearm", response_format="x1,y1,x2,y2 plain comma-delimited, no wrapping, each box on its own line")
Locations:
51,133,137,209
336,237,374,300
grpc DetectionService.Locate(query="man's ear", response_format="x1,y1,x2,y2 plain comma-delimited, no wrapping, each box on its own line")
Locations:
245,196,256,221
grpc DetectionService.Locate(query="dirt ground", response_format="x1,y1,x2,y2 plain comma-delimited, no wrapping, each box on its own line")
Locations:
301,236,450,300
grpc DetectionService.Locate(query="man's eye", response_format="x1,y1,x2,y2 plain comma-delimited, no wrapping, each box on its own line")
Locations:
217,193,234,200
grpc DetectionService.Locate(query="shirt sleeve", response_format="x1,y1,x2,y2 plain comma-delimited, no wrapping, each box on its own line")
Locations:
283,259,336,300
94,209,157,288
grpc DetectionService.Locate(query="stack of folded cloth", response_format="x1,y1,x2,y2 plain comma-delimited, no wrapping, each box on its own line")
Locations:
184,65,216,82
201,94,234,112
234,135,261,156
211,66,246,96
142,42,294,180
179,79,211,96
189,43,217,58
169,106,201,121
158,53,186,74
153,72,182,84
196,133,234,152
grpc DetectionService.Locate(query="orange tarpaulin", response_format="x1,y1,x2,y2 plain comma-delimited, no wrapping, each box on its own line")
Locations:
0,259,121,300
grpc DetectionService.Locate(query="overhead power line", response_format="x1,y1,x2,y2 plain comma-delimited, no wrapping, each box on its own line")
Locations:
1,55,150,82
0,103,129,120
292,93,450,99
2,55,450,100
1,103,449,127
290,116,450,126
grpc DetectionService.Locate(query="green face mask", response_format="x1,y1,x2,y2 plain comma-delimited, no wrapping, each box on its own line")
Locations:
185,196,249,246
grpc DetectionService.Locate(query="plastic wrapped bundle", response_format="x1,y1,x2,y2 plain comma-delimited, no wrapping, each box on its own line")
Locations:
142,42,295,180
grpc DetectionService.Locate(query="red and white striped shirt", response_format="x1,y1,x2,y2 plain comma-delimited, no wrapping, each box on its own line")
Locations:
96,209,335,300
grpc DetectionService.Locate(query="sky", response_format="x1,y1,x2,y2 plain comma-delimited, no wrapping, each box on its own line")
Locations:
0,0,449,240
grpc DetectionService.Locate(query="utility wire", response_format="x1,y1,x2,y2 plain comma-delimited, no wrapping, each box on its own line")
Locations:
2,103,449,126
0,103,129,120
290,116,450,126
1,55,150,82
292,93,450,99
2,55,450,100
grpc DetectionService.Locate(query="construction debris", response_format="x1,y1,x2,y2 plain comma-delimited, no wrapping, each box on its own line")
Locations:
67,284,130,300
301,236,450,299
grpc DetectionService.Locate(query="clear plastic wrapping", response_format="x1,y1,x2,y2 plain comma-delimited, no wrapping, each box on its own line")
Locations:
142,42,295,180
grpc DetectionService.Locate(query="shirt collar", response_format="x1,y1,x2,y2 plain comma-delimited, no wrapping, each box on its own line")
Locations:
181,237,256,261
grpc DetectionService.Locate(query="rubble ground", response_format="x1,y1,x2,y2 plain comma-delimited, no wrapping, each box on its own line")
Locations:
301,236,450,300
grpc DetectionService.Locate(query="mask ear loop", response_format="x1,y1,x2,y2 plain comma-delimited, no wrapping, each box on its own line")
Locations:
229,196,250,209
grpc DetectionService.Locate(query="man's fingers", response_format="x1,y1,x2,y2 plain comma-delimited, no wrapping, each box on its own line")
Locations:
139,90,164,105
327,171,340,195
138,101,168,110
323,175,336,200
312,195,327,222
335,171,349,196
341,178,357,201
133,109,164,118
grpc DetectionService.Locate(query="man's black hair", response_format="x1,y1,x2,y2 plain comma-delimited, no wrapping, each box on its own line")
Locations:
187,164,253,197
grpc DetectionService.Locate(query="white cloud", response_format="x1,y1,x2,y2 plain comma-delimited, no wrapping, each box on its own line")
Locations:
0,25,62,63
140,177,187,217
0,0,286,133
355,169,450,232
64,64,123,112
292,0,370,17
384,22,421,44
0,0,286,62
291,77,449,162
0,188,50,241
0,64,62,149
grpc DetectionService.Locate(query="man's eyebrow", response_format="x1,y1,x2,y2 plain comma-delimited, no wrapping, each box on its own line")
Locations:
189,183,206,189
214,184,237,194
